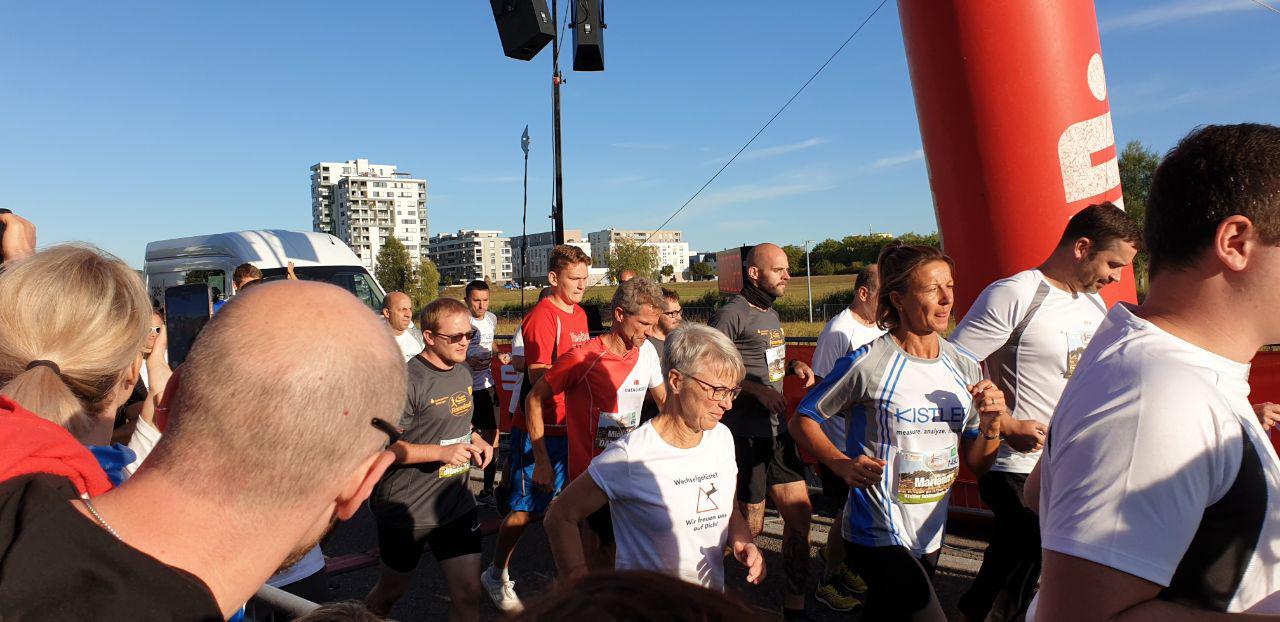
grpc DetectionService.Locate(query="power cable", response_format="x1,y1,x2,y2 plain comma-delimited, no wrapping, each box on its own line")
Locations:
1249,0,1280,17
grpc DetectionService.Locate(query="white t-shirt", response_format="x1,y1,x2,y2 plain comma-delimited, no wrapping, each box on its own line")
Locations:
1038,304,1280,614
949,269,1105,474
588,421,738,590
468,311,499,390
812,308,886,453
124,416,162,478
390,322,424,361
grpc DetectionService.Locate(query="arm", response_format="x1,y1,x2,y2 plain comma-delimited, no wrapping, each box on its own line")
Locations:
389,440,477,466
788,360,815,388
511,355,527,373
139,332,173,425
470,430,494,469
727,497,765,584
544,470,610,582
525,378,556,489
648,384,667,412
962,380,1005,475
790,416,885,489
1023,458,1042,513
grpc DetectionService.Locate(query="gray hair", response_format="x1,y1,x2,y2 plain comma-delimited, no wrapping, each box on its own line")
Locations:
611,276,666,317
663,324,746,383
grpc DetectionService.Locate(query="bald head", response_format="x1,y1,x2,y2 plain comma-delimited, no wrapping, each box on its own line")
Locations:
745,243,790,297
144,280,407,514
619,269,637,283
381,291,414,334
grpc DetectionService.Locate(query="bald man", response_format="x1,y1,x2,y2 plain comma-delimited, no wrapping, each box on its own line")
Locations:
0,281,408,620
383,291,424,361
618,269,637,283
710,242,816,620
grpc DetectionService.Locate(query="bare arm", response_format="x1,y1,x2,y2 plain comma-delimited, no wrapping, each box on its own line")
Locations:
389,441,478,466
727,497,765,584
789,415,885,488
544,473,609,583
649,384,667,411
511,355,527,373
1023,459,1042,513
139,343,173,426
962,381,1005,476
525,378,557,490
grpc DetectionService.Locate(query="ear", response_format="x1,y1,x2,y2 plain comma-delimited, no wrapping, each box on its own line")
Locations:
547,270,560,287
746,265,760,282
335,450,396,521
1072,237,1093,261
667,368,683,394
888,290,903,310
1214,214,1254,272
613,306,626,324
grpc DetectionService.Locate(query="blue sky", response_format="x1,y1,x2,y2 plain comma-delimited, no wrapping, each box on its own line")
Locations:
3,0,1277,268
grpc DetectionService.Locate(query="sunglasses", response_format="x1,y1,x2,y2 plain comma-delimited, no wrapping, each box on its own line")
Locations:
148,326,163,334
429,329,478,344
370,417,403,448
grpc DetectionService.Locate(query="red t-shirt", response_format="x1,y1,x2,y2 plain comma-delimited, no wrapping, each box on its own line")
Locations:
545,337,665,479
511,296,591,436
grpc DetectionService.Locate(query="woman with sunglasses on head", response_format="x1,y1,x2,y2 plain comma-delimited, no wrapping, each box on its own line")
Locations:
544,324,765,592
789,242,1008,622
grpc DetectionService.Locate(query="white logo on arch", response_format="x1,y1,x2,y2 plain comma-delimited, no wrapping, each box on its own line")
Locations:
1057,53,1124,210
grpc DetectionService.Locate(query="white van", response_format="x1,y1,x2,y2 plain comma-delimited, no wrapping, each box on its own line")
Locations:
144,230,386,310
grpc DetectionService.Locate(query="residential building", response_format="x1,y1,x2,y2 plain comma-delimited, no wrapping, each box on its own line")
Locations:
509,229,593,286
310,159,428,271
688,251,718,280
427,229,513,284
587,229,691,282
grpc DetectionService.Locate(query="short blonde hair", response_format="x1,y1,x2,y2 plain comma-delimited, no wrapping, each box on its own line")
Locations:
0,244,150,438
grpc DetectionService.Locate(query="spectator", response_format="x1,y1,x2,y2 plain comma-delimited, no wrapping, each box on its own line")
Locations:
123,309,171,478
382,291,424,361
0,280,407,619
233,262,263,292
507,570,764,622
641,288,682,424
544,324,763,590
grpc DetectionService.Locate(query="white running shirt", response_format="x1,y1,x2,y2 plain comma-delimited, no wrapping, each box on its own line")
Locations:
949,270,1105,474
813,308,886,453
588,421,738,590
468,311,499,390
1039,304,1280,614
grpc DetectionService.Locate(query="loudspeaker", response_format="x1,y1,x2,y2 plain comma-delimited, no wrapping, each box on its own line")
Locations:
571,0,605,71
491,0,554,61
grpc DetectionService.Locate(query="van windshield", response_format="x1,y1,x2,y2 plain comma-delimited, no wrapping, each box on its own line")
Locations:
258,265,384,311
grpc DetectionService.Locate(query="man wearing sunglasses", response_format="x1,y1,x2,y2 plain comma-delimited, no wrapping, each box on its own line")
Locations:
366,298,494,622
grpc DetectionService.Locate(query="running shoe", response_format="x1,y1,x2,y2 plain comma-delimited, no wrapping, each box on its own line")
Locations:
816,547,868,594
814,581,862,613
476,490,496,507
481,567,523,612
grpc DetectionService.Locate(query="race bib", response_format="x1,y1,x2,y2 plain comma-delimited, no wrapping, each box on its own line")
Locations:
894,444,959,504
1063,330,1093,378
438,432,473,479
595,411,640,449
765,343,786,383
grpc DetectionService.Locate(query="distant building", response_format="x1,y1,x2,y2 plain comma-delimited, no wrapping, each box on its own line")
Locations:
310,159,428,271
688,252,718,280
509,229,593,286
586,229,690,282
428,229,512,284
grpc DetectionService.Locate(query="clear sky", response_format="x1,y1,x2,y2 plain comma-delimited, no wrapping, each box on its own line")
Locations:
3,0,1277,268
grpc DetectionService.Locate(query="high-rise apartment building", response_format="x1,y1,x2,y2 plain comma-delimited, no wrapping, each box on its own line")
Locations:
509,229,592,285
427,230,513,284
587,229,691,281
310,159,428,271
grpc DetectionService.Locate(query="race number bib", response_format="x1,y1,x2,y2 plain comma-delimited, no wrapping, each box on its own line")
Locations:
895,444,959,504
438,432,473,479
1063,330,1093,378
765,343,786,383
595,411,640,449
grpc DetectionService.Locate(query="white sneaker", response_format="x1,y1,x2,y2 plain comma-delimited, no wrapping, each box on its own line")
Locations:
481,567,523,612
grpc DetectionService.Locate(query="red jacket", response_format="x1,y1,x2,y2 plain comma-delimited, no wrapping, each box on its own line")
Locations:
0,396,111,497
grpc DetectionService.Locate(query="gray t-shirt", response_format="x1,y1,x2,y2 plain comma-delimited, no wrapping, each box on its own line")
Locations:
710,295,786,437
369,356,476,528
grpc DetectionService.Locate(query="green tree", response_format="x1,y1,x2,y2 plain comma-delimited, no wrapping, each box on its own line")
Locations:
1119,140,1160,296
608,238,658,282
408,258,440,310
374,237,414,293
812,258,836,276
781,244,806,275
660,264,675,281
689,262,714,280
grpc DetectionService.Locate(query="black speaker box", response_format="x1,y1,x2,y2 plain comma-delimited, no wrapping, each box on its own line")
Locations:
571,0,604,71
491,0,555,61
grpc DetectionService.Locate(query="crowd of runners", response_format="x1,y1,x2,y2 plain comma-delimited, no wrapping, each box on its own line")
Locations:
1,122,1280,622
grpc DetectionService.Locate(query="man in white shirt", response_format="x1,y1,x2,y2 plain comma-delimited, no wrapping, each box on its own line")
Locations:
810,264,882,612
951,203,1140,622
382,291,423,361
1035,123,1280,620
465,280,506,505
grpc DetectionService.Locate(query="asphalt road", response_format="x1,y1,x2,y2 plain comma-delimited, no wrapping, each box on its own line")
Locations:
313,476,992,621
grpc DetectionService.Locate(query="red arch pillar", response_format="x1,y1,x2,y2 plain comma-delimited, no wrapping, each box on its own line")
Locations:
898,0,1135,316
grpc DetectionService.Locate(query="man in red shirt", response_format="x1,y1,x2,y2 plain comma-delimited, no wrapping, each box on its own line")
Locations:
482,244,593,613
525,277,668,563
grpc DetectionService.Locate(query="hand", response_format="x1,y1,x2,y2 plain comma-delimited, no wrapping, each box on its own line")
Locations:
532,459,555,491
1255,402,1280,433
286,261,298,280
471,434,494,469
743,382,786,415
0,212,36,264
498,352,512,366
834,454,886,489
790,361,815,388
969,380,1006,438
733,540,766,584
438,443,479,467
149,324,169,362
1004,419,1047,453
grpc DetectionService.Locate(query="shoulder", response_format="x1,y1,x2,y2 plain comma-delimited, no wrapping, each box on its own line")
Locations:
970,270,1043,313
941,339,982,379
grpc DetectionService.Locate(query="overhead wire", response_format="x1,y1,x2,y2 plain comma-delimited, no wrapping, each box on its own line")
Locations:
1249,0,1280,17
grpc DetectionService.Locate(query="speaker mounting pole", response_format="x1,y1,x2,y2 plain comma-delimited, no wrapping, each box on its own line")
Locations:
550,0,566,246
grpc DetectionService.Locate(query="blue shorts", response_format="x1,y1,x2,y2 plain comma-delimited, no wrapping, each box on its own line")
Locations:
506,427,569,513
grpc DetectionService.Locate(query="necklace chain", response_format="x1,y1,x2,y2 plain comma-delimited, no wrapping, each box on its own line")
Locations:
83,497,122,541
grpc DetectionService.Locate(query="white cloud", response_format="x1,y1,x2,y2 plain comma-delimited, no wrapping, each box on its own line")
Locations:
870,148,924,169
1101,0,1257,32
704,137,830,165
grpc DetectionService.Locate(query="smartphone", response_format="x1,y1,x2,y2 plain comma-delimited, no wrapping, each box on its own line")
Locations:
165,284,213,367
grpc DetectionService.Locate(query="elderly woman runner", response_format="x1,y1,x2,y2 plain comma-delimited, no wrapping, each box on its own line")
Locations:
545,324,765,590
790,242,1009,622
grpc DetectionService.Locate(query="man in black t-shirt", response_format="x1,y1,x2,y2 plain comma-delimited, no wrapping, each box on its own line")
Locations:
0,281,409,620
365,297,494,621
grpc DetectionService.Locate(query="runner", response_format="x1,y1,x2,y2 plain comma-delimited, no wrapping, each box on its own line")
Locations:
464,280,507,506
951,203,1139,622
710,242,816,621
790,242,1006,622
524,278,667,565
481,245,593,613
641,287,682,423
1034,124,1280,620
365,298,494,622
810,264,882,612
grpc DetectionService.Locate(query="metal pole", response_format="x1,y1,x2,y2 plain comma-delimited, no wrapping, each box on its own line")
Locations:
550,0,566,245
521,151,529,310
805,240,814,323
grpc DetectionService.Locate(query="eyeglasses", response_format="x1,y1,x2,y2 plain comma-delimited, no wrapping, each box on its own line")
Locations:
429,329,477,344
680,370,742,402
370,417,403,448
663,309,682,318
148,326,163,334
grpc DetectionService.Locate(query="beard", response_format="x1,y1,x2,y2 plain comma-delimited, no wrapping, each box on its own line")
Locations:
274,515,338,574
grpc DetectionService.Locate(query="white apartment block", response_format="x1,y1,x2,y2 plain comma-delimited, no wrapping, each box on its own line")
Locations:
310,159,428,271
509,229,593,286
428,230,513,284
587,229,691,282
